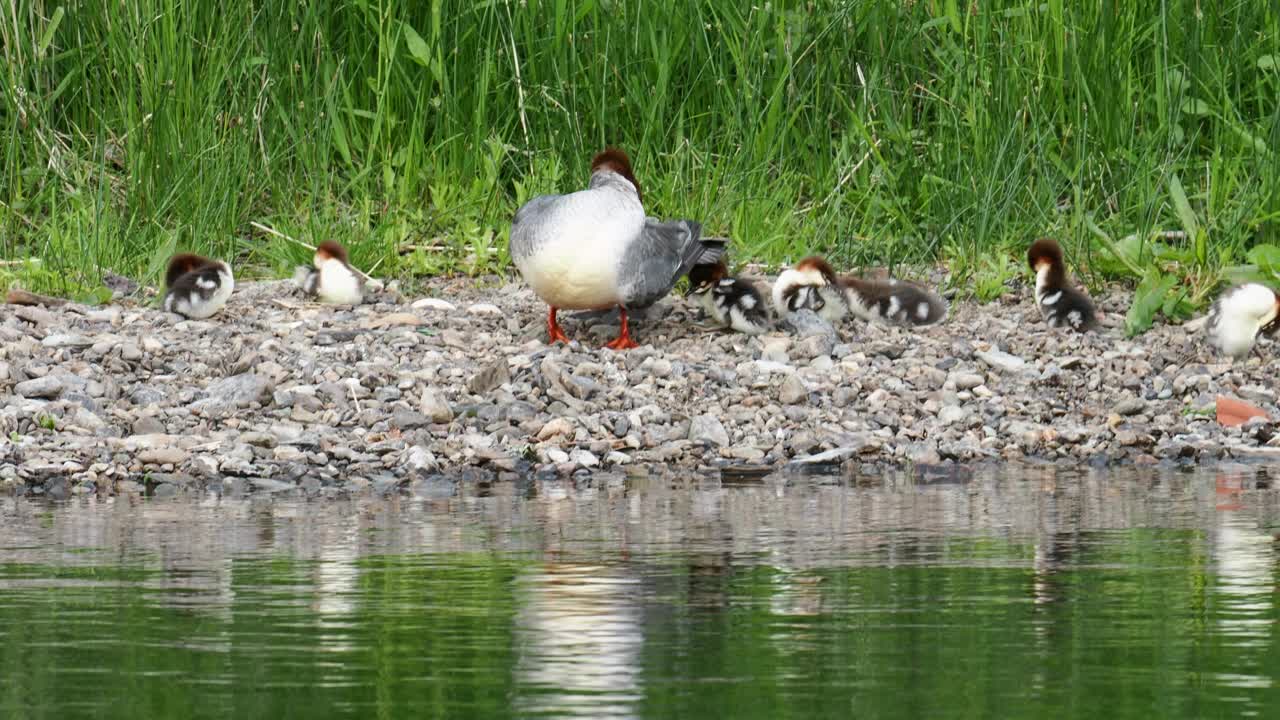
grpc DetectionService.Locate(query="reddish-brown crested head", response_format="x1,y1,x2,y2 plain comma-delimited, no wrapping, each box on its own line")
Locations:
794,255,840,286
590,147,642,201
165,253,214,288
1027,237,1065,273
314,240,350,265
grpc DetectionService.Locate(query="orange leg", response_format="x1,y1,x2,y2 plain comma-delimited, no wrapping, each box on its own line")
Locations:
603,306,640,350
547,306,570,344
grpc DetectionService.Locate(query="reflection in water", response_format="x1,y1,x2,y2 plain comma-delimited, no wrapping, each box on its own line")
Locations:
1210,471,1276,698
1,464,1279,719
515,564,643,719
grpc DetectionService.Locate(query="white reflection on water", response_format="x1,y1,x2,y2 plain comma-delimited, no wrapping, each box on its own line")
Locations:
513,563,643,719
1209,470,1277,701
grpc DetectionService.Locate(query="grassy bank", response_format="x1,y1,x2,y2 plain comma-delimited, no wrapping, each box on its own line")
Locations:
3,1,1279,324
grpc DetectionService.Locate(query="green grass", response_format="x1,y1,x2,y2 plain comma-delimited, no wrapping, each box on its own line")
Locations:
2,1,1279,323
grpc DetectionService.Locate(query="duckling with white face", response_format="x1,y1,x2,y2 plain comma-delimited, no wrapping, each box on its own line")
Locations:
770,256,848,323
1026,238,1098,332
1205,283,1280,360
686,260,772,335
297,240,365,305
162,253,235,319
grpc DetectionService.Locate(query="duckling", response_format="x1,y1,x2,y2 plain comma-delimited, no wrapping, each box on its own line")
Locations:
296,240,365,305
162,253,234,319
508,147,725,349
840,274,948,326
1026,238,1098,332
686,260,772,335
1205,282,1280,360
770,256,848,322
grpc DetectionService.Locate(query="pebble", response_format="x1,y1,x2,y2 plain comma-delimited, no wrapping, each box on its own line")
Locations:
779,375,807,405
419,389,454,423
976,349,1027,373
468,359,511,394
412,297,457,312
138,448,190,466
688,414,730,447
1115,398,1146,416
15,376,63,399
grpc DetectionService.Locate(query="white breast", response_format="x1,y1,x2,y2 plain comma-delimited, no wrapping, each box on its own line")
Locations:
698,291,726,324
316,260,363,305
513,188,642,310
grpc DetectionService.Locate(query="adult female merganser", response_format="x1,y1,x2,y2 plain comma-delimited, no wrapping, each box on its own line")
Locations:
686,260,772,335
508,148,725,349
1027,238,1098,332
296,240,364,305
770,256,848,322
1205,283,1280,359
840,273,949,326
162,253,234,319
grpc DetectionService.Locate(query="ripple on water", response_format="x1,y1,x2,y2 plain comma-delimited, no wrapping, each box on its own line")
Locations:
0,464,1277,719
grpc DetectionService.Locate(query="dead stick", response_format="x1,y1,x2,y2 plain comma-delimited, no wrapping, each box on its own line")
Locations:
248,221,377,283
6,289,68,307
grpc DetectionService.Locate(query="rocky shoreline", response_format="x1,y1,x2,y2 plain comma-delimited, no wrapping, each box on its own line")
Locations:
2,274,1279,498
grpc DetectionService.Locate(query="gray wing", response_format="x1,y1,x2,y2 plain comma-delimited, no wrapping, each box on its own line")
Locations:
618,219,707,309
509,195,561,261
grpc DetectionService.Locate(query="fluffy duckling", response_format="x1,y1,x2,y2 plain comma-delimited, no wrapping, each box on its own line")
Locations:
770,256,848,322
1026,238,1098,332
840,274,948,326
162,253,234,319
686,260,772,335
508,147,725,349
1205,283,1280,359
297,240,364,305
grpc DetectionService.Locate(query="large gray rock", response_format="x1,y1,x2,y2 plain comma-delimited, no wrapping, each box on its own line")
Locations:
688,414,730,447
15,376,63,399
192,373,272,410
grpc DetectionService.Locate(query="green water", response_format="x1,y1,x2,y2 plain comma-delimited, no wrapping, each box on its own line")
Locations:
2,466,1279,718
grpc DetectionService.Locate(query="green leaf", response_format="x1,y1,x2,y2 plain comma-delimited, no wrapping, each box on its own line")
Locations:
75,286,114,306
1180,97,1211,116
1259,54,1277,70
37,7,64,58
1125,270,1177,336
1094,232,1146,277
1247,244,1280,271
403,22,431,67
1167,174,1199,239
944,0,962,33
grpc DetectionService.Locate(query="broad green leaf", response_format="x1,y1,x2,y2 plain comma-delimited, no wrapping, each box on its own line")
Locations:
1247,244,1280,271
1167,174,1199,239
1094,232,1146,277
1259,54,1277,70
403,22,431,66
1180,97,1211,116
1126,270,1177,336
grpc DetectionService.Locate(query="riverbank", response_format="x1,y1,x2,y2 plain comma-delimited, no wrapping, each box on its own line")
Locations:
1,274,1278,498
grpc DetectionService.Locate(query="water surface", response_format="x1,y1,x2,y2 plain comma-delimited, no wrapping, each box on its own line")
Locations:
3,465,1280,718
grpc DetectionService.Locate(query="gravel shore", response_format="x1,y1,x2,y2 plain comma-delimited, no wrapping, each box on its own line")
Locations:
2,274,1278,498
